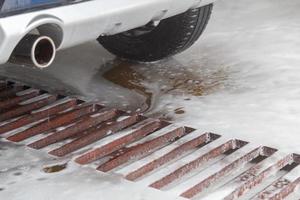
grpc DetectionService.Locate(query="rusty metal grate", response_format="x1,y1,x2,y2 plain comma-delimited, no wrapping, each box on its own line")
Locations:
0,79,299,200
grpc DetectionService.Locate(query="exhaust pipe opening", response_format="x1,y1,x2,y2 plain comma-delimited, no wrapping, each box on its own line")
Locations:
32,36,56,68
9,34,56,69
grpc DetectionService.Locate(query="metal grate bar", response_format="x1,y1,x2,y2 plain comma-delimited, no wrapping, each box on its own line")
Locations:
75,119,164,165
7,103,97,142
0,98,77,135
49,114,141,157
96,126,188,172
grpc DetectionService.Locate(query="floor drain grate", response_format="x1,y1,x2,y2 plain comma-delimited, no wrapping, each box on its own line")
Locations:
0,79,299,200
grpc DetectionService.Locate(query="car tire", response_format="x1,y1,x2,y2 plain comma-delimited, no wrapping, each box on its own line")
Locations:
97,4,213,62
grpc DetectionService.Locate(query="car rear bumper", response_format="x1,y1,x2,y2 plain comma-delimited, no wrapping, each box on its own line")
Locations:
0,0,216,64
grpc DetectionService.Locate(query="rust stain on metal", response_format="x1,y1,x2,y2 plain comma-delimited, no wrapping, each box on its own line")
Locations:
97,127,187,172
0,95,57,122
7,104,96,142
126,133,220,181
0,99,77,135
49,114,141,157
257,178,291,199
224,154,295,200
28,109,119,149
0,90,39,110
180,147,262,199
75,119,163,165
269,177,300,200
150,140,238,189
220,147,278,196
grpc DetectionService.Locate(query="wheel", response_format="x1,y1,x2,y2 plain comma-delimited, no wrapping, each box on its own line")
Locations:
98,4,213,62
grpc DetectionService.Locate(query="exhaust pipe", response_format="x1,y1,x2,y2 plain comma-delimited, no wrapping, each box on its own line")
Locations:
9,34,56,69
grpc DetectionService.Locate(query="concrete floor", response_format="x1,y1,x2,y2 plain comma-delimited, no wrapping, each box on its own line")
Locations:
1,0,300,152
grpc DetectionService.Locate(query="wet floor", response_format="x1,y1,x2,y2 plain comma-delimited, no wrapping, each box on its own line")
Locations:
0,46,229,117
99,59,228,113
0,0,300,151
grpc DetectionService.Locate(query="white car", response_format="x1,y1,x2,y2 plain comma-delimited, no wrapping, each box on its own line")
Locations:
0,0,215,68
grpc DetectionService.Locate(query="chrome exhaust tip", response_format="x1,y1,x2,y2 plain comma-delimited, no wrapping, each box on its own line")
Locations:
9,34,56,69
31,35,56,68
